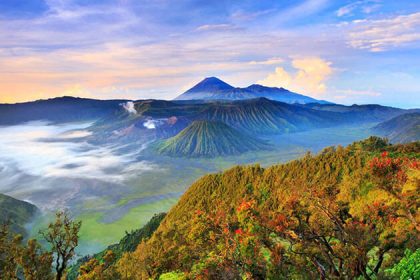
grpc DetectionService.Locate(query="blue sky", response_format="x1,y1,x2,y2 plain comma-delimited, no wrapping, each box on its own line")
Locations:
0,0,419,107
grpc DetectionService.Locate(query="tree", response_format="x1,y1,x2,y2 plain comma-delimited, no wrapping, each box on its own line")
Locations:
0,223,53,280
388,249,420,279
0,223,21,279
41,211,81,280
78,250,120,280
20,239,54,280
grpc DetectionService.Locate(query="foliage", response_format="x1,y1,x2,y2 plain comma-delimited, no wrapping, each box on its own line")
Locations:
0,223,54,280
78,250,120,280
41,210,82,280
111,138,419,279
387,249,420,279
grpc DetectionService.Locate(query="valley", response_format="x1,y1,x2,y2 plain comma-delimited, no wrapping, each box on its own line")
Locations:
0,118,376,255
0,79,418,279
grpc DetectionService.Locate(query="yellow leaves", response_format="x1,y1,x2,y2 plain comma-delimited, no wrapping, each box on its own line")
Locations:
402,168,420,195
108,140,419,278
285,230,298,240
349,189,394,218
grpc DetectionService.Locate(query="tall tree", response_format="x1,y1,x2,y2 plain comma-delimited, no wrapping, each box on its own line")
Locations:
41,211,81,280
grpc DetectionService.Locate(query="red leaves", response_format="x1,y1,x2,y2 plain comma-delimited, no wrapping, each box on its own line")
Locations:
235,228,244,235
237,199,256,213
369,153,413,188
268,214,289,233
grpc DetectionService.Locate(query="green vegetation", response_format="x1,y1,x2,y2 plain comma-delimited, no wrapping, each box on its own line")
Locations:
387,249,420,279
1,137,418,279
373,112,420,143
0,211,81,280
108,137,419,279
76,197,177,251
157,120,269,157
0,193,38,236
68,213,166,280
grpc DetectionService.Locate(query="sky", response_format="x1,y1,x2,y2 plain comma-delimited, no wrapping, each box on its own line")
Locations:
0,0,419,108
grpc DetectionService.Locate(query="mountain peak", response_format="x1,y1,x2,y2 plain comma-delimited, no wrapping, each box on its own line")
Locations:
186,77,234,93
175,77,328,104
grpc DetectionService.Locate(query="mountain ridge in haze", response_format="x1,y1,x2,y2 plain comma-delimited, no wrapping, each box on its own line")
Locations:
0,193,39,236
175,77,331,104
373,112,420,143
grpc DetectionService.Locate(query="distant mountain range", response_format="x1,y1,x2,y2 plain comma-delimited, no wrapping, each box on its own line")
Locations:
373,112,420,143
85,97,414,157
156,120,269,157
175,77,331,104
0,96,126,125
0,79,418,158
102,97,405,136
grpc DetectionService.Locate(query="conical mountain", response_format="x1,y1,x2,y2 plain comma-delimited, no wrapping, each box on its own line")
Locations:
156,120,269,157
175,77,330,104
175,77,235,100
186,77,234,92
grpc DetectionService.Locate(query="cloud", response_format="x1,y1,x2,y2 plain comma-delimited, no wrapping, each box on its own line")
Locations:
249,57,284,65
0,0,418,107
336,1,381,17
348,12,420,52
0,121,156,182
258,57,333,96
332,89,381,100
230,9,276,22
196,24,238,32
271,0,330,23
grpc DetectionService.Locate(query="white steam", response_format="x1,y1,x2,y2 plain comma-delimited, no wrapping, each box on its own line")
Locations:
143,119,167,129
122,101,137,114
143,119,156,129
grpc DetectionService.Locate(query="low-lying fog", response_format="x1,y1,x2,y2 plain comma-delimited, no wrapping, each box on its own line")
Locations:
0,121,157,211
0,120,374,254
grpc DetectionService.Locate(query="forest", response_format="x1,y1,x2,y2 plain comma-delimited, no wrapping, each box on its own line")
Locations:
1,137,419,279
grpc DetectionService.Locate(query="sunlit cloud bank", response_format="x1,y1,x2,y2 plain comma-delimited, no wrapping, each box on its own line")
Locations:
258,57,333,97
0,0,418,107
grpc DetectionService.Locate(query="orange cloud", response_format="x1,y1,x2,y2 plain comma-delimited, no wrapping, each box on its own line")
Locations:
258,57,333,97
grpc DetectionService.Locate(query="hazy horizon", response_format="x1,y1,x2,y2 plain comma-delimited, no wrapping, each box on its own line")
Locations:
0,76,418,109
0,1,419,107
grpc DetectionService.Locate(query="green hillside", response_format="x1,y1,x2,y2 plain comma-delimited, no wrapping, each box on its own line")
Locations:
0,193,38,236
156,120,269,157
373,112,420,143
91,137,419,279
68,213,166,280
